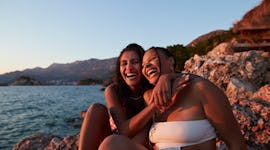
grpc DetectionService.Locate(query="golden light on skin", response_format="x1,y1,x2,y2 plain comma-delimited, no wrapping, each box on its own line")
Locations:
120,50,142,90
142,48,175,85
142,49,161,85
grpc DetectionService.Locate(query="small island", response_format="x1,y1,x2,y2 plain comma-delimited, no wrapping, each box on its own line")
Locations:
77,78,103,85
11,76,42,85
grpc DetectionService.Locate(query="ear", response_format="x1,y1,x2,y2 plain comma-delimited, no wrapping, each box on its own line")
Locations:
168,57,175,72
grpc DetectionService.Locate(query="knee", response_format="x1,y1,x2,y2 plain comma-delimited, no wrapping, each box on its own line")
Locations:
88,103,108,115
99,135,123,150
84,103,109,120
89,103,107,110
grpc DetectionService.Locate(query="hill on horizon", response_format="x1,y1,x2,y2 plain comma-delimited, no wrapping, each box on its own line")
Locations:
0,57,117,85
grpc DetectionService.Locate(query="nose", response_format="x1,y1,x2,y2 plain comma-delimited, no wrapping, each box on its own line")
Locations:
126,62,134,70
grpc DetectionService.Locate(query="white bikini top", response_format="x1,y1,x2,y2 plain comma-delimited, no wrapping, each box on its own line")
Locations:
149,119,216,150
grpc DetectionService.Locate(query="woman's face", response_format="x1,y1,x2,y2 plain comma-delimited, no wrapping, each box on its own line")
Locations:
120,50,142,89
142,49,172,85
142,49,160,85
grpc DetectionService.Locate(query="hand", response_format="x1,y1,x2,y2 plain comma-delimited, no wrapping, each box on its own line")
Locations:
171,74,189,101
151,74,172,111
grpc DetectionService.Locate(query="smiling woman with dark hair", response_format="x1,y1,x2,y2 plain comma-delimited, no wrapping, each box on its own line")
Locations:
144,47,246,150
79,44,186,150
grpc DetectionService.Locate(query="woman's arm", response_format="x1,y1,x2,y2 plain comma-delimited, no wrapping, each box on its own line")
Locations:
131,122,152,147
105,73,189,138
105,84,157,138
197,78,247,150
152,73,189,111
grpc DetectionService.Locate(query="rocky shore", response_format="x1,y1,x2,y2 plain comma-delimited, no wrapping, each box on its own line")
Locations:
12,42,270,150
183,42,269,149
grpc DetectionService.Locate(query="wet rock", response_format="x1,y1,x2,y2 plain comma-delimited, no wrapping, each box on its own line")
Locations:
12,133,78,150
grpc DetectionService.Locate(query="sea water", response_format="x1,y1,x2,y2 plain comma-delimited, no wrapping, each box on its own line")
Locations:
0,85,105,150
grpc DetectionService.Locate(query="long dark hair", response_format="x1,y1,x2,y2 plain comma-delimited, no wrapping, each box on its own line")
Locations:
114,43,152,98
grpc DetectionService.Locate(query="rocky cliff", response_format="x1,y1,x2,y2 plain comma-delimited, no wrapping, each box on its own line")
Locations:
233,0,270,44
184,42,269,149
233,0,270,31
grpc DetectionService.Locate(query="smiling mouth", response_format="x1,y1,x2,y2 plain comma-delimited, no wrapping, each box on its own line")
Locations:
126,73,137,79
147,69,157,77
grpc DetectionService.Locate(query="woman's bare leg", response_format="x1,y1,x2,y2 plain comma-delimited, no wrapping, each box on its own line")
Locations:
99,135,148,150
79,103,112,150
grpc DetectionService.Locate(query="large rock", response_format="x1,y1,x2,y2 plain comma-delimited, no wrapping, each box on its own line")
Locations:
184,42,270,149
12,133,57,150
12,133,78,150
184,42,269,93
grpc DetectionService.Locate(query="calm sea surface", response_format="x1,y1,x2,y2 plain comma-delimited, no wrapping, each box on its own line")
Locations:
0,85,105,150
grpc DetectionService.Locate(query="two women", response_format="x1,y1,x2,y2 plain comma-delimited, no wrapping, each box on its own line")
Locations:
99,47,246,150
79,44,183,149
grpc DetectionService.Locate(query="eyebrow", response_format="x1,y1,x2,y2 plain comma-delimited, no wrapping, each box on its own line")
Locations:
121,57,140,62
143,55,157,65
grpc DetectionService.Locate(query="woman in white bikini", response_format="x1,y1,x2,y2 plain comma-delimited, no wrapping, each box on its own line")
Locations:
145,47,246,150
99,47,246,150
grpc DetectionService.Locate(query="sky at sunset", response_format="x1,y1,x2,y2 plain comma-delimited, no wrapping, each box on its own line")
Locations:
0,0,262,74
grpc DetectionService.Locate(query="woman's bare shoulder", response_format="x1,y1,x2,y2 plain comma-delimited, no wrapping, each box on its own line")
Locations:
185,74,210,85
183,74,217,95
105,83,117,94
187,74,228,103
105,83,120,101
186,73,203,81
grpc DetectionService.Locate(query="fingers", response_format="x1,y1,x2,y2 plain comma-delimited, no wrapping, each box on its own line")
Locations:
179,74,190,84
173,75,189,89
151,74,191,112
152,89,171,110
151,74,190,113
174,83,188,92
158,92,171,112
152,93,160,109
154,92,165,110
172,82,189,99
160,91,170,108
152,77,172,110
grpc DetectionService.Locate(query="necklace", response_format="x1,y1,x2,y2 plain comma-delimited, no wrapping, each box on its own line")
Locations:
128,95,142,101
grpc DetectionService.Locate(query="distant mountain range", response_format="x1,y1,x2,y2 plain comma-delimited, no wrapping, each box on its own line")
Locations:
0,58,117,85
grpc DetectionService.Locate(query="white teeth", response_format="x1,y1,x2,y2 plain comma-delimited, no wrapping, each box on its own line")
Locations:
147,69,156,76
127,73,136,79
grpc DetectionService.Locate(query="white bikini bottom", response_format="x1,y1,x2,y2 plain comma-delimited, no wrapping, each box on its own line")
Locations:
149,119,216,150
